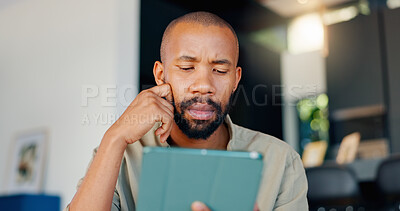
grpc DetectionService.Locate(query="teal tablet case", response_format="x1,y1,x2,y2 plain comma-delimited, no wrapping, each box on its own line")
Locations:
137,147,263,211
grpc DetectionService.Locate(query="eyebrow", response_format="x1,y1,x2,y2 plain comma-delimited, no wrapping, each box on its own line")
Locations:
211,59,232,66
177,55,232,66
177,55,198,62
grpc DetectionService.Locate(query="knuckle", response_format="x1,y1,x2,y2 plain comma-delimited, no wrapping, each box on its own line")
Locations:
138,90,148,97
146,97,158,107
141,90,155,99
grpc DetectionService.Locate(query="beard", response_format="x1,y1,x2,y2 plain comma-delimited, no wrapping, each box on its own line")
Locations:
173,94,233,140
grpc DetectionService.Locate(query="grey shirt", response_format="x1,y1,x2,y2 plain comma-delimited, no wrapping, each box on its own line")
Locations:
65,116,308,210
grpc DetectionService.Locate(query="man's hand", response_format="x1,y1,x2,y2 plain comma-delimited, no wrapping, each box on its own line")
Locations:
191,201,260,211
106,83,174,145
191,201,211,211
70,84,174,211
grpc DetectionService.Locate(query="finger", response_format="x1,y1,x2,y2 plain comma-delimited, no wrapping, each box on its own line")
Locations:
159,119,174,143
144,91,174,113
159,130,170,143
156,123,172,143
154,100,174,120
253,203,259,211
149,83,173,103
152,100,173,143
191,201,211,211
154,112,173,141
145,93,173,119
153,94,174,113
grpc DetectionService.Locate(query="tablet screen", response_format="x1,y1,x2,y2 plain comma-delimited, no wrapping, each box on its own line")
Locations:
137,147,263,211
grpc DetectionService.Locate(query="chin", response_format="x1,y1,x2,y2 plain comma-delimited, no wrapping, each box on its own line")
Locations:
173,95,232,140
175,113,225,140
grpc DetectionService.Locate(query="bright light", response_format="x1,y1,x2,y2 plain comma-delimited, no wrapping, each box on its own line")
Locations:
359,0,371,15
323,6,358,25
288,13,324,54
297,0,309,4
387,0,400,9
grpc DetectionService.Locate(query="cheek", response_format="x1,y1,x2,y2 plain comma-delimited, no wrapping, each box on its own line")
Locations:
216,78,236,107
168,78,191,102
216,80,234,98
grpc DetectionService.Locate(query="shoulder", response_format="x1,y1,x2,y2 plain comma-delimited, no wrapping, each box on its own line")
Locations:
231,123,300,163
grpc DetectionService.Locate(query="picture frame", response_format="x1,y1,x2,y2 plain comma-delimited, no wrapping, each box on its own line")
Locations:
336,132,361,164
5,129,48,194
302,140,328,168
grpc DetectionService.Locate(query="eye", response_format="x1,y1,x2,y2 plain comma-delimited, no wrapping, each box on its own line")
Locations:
179,67,194,71
213,68,227,74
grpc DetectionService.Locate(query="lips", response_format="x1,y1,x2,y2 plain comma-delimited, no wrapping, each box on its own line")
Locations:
187,103,216,120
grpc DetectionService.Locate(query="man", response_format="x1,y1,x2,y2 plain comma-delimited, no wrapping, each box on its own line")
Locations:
67,11,308,211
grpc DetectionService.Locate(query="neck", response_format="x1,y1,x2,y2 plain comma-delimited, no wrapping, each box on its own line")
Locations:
169,122,229,150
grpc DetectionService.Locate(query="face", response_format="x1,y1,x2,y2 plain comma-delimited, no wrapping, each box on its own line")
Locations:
154,22,241,139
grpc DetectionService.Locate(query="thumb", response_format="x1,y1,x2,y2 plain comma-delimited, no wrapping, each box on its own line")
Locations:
191,201,211,211
254,203,259,211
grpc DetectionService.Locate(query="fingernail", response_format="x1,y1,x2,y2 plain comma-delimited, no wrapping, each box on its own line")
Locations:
192,201,206,210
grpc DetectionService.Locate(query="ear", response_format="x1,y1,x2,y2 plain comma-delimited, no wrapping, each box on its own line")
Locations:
233,66,242,92
153,61,165,85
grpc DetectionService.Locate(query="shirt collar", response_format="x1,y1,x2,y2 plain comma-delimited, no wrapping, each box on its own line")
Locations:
224,115,236,151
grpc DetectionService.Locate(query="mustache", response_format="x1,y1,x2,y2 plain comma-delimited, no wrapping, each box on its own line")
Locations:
177,97,222,113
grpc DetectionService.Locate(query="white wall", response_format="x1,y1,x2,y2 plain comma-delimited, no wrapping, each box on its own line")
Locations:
281,50,326,151
0,0,139,209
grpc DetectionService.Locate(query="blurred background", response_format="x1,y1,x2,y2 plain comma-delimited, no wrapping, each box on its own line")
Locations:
0,0,399,210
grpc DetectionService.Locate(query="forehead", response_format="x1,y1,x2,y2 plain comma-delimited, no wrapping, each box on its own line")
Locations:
165,22,238,62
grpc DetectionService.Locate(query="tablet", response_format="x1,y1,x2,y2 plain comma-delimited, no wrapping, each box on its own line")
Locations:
137,147,264,211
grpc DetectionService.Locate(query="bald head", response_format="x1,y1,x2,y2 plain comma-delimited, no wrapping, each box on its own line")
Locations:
160,11,239,65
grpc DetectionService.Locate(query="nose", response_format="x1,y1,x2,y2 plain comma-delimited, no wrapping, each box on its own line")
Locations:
188,68,216,95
